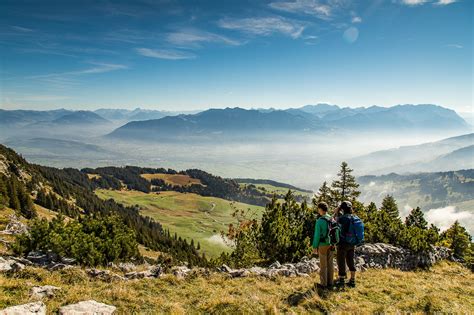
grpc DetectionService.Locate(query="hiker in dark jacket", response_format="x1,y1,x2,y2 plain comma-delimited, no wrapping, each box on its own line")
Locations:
335,201,357,288
312,202,334,290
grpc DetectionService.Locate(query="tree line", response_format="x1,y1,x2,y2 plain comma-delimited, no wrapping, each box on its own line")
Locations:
217,162,473,270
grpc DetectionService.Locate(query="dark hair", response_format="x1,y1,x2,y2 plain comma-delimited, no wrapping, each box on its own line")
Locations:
317,202,328,212
340,201,353,214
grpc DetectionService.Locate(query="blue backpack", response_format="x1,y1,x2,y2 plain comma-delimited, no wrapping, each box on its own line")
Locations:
344,215,365,246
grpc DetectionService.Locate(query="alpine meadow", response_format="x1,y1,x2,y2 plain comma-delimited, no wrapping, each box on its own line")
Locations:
0,0,473,314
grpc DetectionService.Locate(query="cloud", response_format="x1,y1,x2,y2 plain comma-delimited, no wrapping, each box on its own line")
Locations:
166,29,241,48
397,0,456,5
352,16,362,23
445,44,463,49
136,48,195,60
434,0,457,5
27,62,127,87
398,0,430,5
10,25,34,32
425,206,473,233
217,16,305,39
269,0,332,19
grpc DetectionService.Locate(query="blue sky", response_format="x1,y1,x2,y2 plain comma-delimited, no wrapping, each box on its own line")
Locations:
0,0,472,112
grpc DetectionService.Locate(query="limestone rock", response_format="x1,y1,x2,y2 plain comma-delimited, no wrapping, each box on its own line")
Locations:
86,269,125,281
30,285,61,300
0,257,25,273
0,302,46,315
58,300,116,315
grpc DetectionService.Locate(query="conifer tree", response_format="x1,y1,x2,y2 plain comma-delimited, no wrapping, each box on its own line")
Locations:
331,162,360,204
380,195,400,220
314,181,335,209
439,221,472,259
405,207,428,229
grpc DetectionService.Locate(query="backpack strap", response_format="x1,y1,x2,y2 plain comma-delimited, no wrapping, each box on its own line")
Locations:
319,216,331,243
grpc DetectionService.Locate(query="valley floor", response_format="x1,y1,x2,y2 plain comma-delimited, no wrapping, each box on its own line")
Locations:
0,261,472,314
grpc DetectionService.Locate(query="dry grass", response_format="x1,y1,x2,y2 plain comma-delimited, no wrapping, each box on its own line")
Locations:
141,173,203,187
0,261,472,314
86,173,101,180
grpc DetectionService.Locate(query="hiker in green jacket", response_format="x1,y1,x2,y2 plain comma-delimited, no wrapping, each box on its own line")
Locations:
312,202,334,290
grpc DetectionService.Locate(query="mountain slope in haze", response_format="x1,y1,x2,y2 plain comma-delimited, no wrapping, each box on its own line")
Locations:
350,133,474,175
107,104,469,141
0,109,72,126
94,108,200,122
51,110,111,125
108,107,317,140
4,138,114,159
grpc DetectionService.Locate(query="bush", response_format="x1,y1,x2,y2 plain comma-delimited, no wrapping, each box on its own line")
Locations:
13,214,141,266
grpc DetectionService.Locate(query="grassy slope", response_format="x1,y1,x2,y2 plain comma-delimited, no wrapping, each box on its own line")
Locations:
239,182,311,197
95,190,264,257
0,262,472,314
141,173,203,186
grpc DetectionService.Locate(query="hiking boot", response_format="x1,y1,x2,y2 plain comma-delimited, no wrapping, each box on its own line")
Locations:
335,278,345,288
347,279,356,288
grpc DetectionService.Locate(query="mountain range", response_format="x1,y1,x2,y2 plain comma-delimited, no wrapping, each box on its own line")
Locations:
107,104,470,140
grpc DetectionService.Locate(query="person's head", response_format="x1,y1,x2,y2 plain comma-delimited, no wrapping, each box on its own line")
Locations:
339,201,353,214
317,202,328,215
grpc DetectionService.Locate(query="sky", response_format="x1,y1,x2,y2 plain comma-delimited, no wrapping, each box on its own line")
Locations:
0,0,472,112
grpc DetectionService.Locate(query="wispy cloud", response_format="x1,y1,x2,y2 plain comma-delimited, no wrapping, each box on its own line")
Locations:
425,206,473,233
434,0,457,5
136,48,195,60
10,25,34,32
166,29,241,48
269,0,332,20
398,0,457,5
399,0,429,5
27,62,127,88
352,16,362,23
217,16,305,39
445,43,463,49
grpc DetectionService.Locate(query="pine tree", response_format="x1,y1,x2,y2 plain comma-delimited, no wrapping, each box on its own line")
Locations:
380,195,400,220
405,207,428,229
314,181,335,208
331,162,360,204
439,221,472,259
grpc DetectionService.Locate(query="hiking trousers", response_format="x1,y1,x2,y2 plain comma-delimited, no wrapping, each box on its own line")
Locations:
336,243,356,278
318,245,334,287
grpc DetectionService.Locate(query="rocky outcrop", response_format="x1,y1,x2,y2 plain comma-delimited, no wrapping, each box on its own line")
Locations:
0,257,25,273
220,256,321,278
355,243,452,271
30,285,61,300
86,269,126,281
58,300,116,315
0,302,46,315
1,215,28,235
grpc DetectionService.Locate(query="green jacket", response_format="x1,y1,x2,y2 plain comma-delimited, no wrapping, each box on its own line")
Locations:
312,214,331,248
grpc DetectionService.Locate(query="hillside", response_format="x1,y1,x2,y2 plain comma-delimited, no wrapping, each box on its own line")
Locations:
0,144,206,266
95,189,264,257
0,261,472,313
358,169,474,234
351,133,474,175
